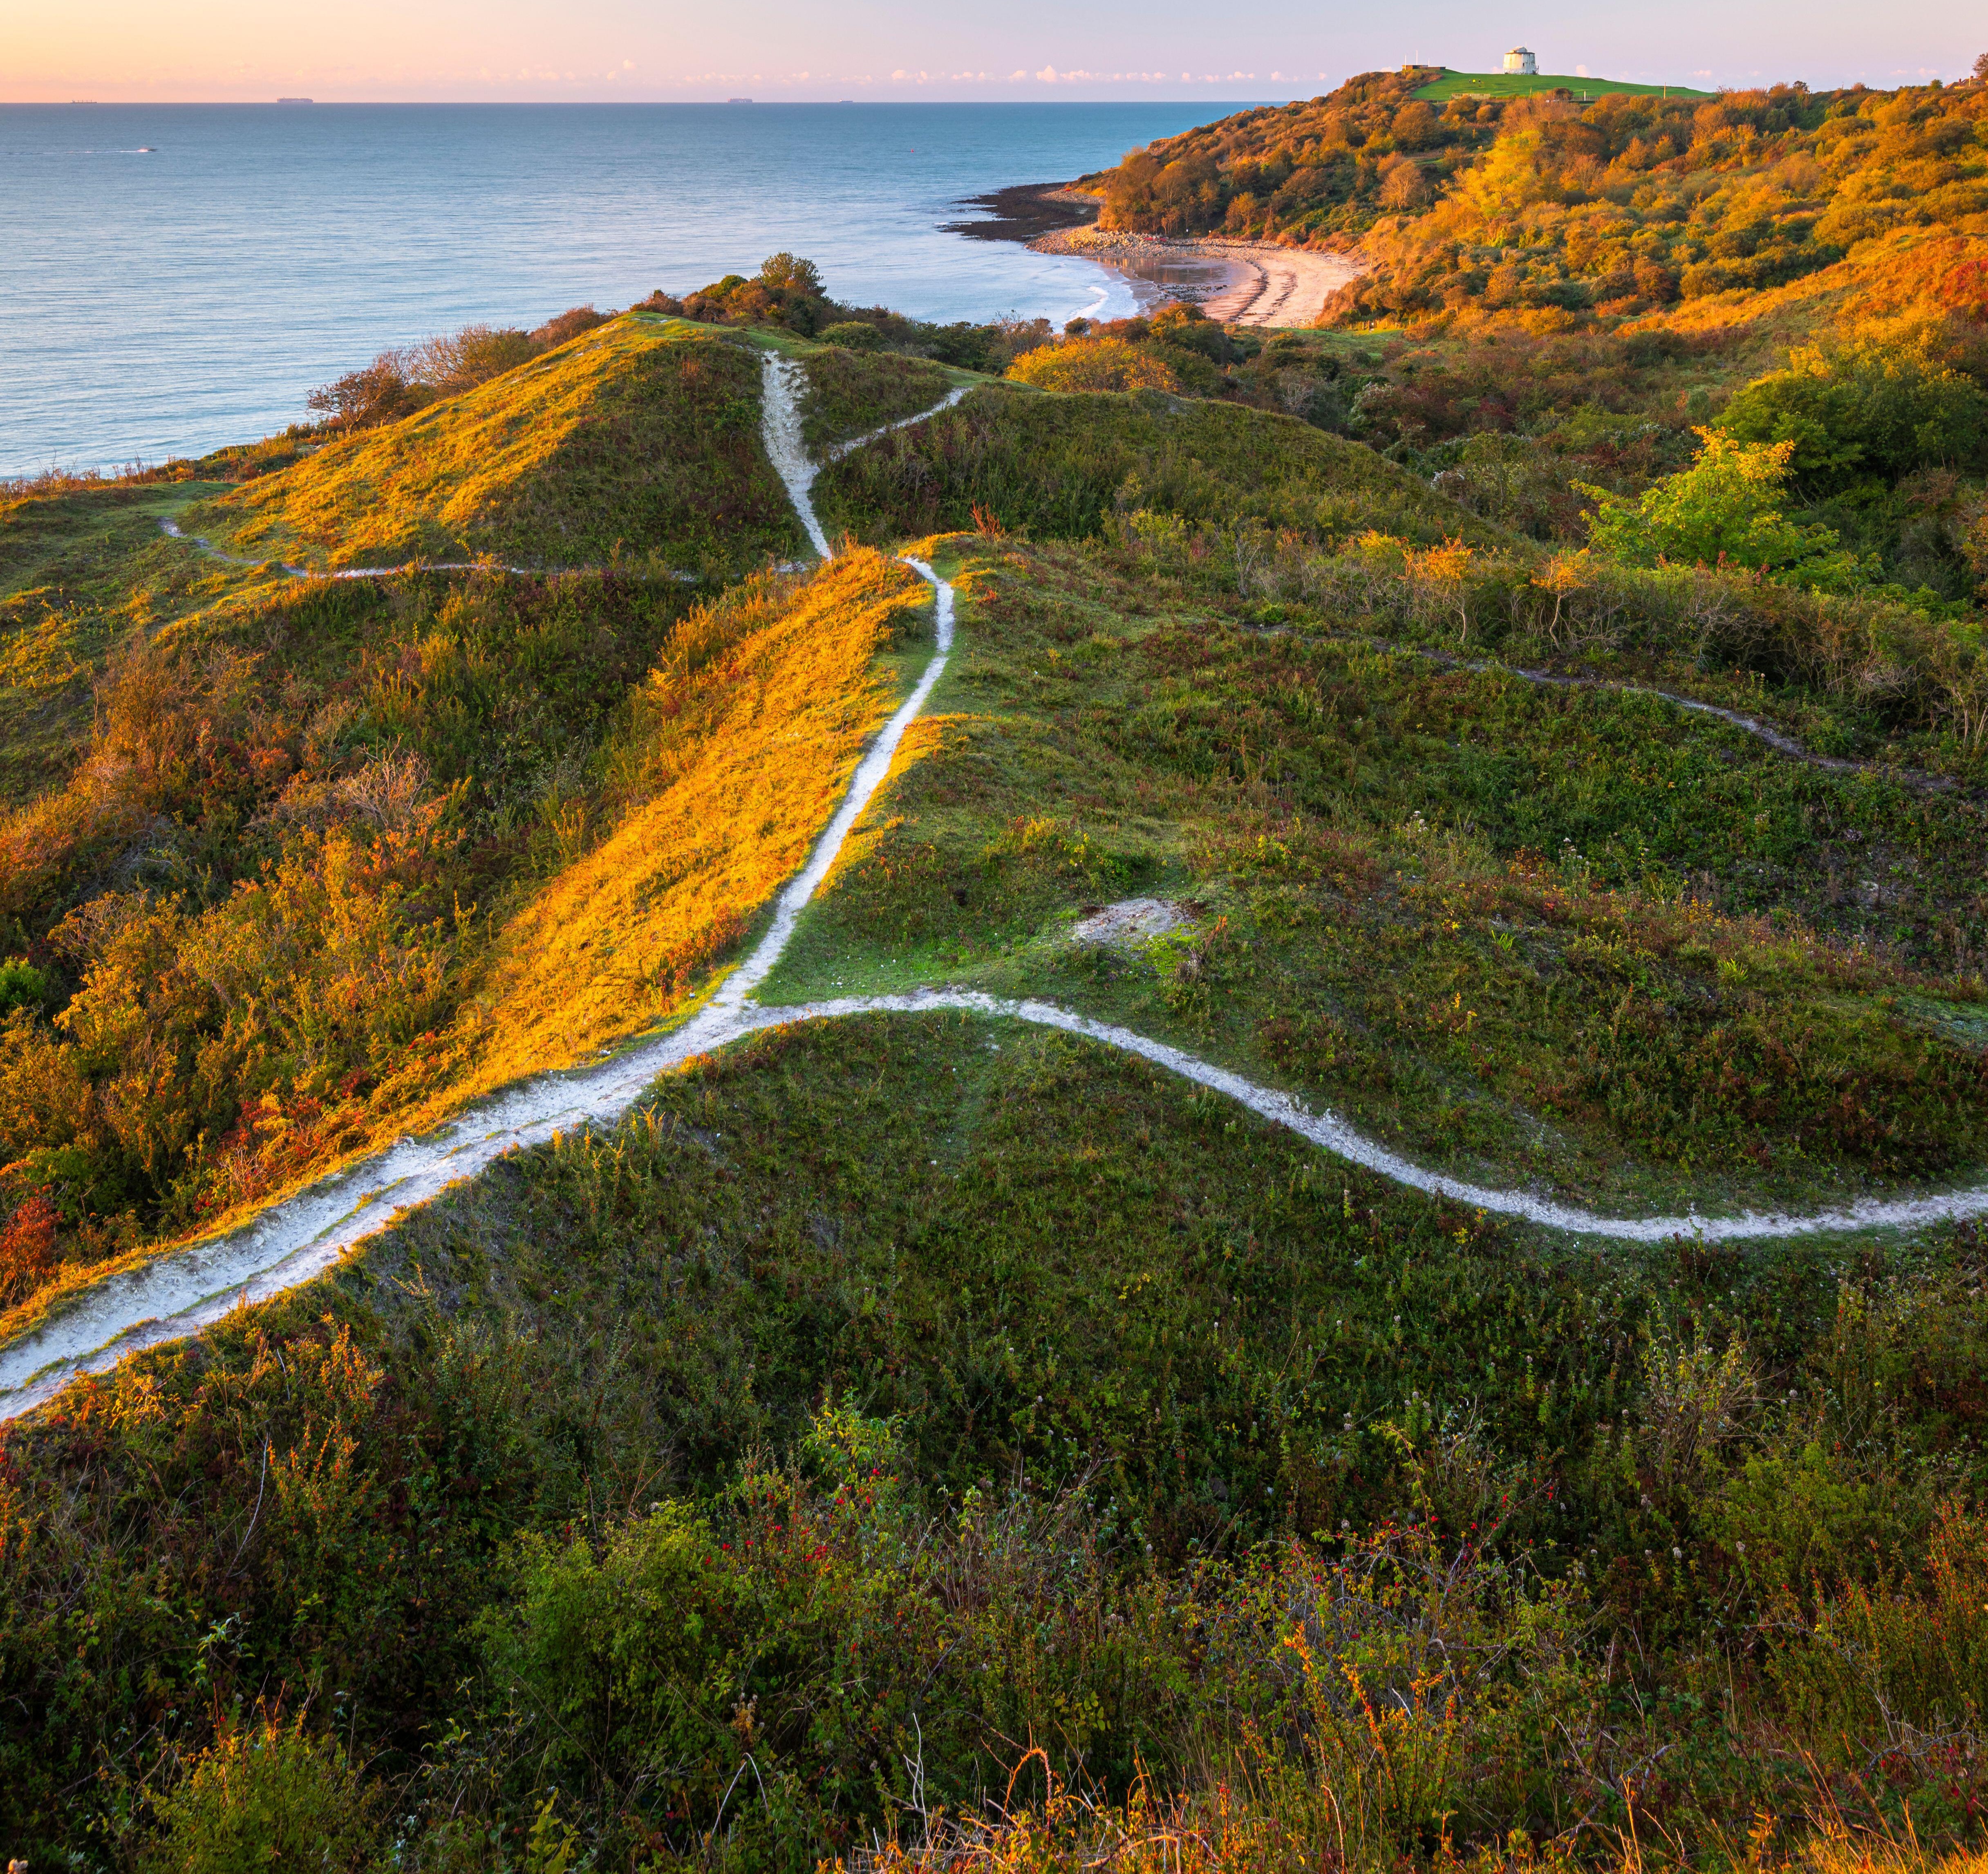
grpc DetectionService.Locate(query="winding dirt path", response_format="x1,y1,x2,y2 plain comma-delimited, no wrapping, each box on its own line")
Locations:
10,369,1987,1423
738,991,1988,1245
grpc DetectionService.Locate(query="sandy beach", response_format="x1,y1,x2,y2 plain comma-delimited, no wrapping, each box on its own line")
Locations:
1029,224,1365,327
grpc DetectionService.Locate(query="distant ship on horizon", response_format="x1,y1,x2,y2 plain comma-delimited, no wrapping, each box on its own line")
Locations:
276,97,315,105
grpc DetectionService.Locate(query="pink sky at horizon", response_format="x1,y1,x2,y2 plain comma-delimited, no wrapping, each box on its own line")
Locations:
8,0,1981,103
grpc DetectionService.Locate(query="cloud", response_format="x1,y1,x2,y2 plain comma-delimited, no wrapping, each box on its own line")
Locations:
1027,65,1180,84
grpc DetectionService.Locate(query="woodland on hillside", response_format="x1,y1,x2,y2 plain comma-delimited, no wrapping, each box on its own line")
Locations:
1087,64,1988,312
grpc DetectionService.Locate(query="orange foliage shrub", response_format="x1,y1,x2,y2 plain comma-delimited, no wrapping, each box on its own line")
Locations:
0,1188,57,1308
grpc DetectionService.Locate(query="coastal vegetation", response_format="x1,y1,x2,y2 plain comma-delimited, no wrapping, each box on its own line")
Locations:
0,547,930,1338
3,60,1988,1856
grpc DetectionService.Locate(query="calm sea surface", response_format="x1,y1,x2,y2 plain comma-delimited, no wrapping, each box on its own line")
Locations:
0,101,1253,476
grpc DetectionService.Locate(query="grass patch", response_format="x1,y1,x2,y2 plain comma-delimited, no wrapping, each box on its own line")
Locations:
815,383,1500,549
1413,67,1713,102
795,346,960,449
0,480,265,805
443,547,933,1095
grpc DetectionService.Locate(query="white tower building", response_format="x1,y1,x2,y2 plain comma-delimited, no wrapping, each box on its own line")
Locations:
1503,47,1537,73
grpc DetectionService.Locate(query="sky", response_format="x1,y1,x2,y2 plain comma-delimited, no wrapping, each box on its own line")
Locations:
7,0,1981,103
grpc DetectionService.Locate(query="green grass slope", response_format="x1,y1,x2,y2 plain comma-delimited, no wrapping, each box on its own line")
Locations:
7,950,1988,1862
766,535,1988,1221
792,341,965,448
0,479,264,806
816,383,1502,549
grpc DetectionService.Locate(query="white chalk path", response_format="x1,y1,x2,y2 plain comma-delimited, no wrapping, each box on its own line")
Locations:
155,347,970,583
757,350,969,559
8,367,1988,1423
733,991,1988,1246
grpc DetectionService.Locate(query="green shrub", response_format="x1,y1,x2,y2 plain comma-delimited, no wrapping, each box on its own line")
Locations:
819,320,886,351
1719,338,1988,490
1579,428,1864,583
143,1714,380,1874
0,955,43,1013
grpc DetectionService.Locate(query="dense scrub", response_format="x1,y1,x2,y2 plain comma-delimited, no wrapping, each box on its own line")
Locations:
816,383,1495,549
1068,72,1988,606
1086,69,1988,322
303,303,609,432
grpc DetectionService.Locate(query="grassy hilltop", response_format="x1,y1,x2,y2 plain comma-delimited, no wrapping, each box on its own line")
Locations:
189,317,800,575
2,118,1988,1871
1414,68,1713,105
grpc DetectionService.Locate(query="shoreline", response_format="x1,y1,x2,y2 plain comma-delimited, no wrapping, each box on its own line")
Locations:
940,181,1366,329
1029,224,1366,328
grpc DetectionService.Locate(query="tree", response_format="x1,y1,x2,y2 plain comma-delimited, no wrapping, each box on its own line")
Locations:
305,350,428,429
759,251,824,296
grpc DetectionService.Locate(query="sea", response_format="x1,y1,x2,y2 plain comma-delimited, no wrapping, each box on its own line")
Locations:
0,101,1257,477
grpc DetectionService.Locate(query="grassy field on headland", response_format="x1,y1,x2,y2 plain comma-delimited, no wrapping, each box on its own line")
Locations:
1413,67,1713,103
2,72,1988,1865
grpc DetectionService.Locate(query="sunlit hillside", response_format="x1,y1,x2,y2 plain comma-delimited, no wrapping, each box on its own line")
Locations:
1,197,1987,1873
188,315,802,574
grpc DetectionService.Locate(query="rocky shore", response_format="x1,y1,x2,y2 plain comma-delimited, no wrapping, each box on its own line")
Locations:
941,181,1101,243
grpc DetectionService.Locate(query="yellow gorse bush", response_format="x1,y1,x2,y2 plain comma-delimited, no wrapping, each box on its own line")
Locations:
1009,337,1183,396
